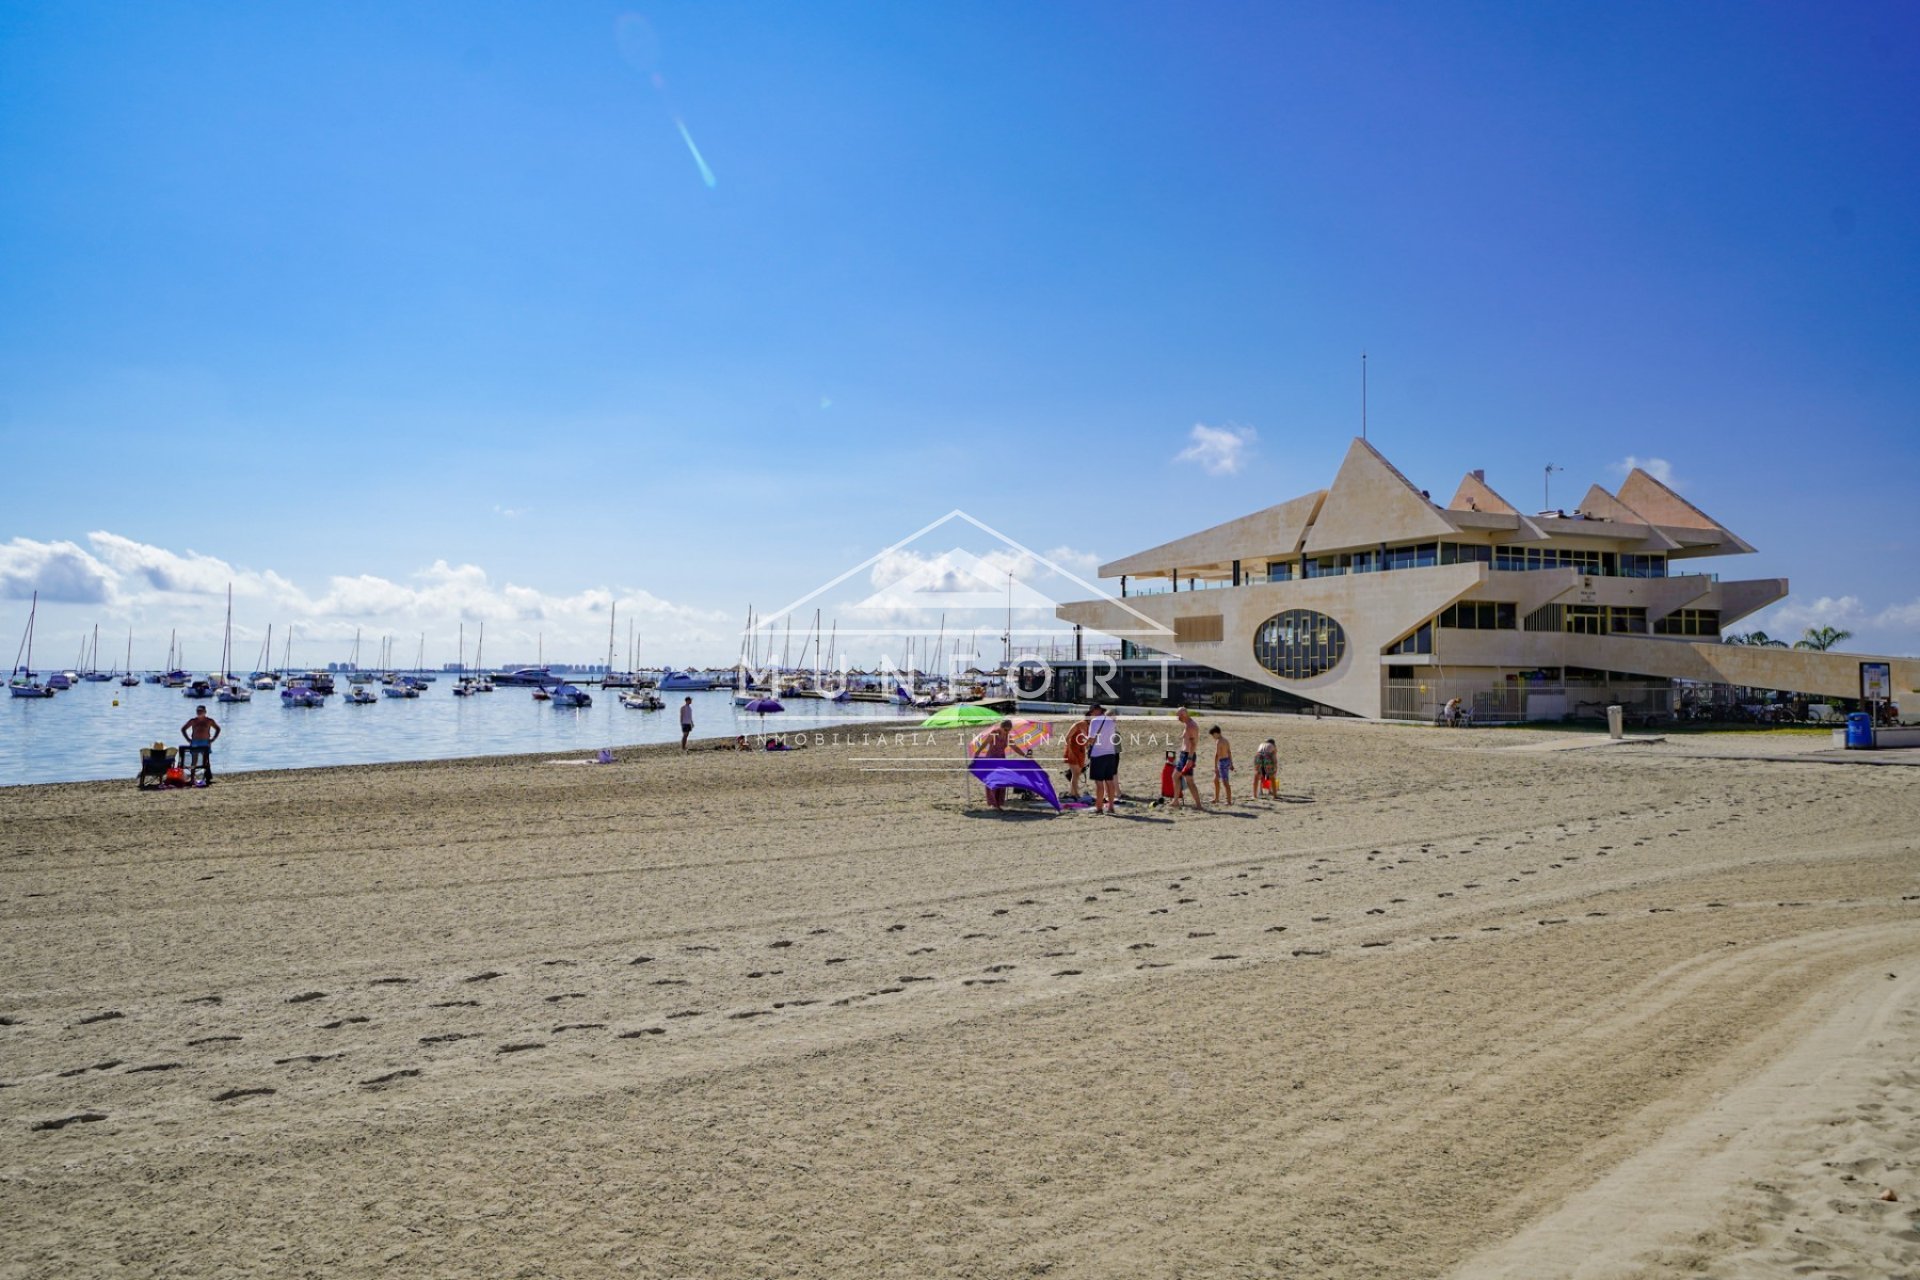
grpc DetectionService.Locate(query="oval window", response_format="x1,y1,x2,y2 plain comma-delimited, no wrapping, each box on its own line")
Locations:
1253,609,1347,680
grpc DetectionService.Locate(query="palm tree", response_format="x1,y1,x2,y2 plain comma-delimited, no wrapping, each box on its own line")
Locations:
1724,631,1788,648
1794,626,1853,652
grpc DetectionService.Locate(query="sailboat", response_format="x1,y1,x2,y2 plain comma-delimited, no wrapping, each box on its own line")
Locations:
120,628,141,686
81,625,114,680
252,624,278,689
215,587,252,702
9,592,55,697
452,623,474,696
603,606,638,688
471,623,493,692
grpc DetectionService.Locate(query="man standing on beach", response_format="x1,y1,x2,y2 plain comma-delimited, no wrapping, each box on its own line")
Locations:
1086,703,1120,815
180,704,221,781
679,696,694,751
1173,707,1205,811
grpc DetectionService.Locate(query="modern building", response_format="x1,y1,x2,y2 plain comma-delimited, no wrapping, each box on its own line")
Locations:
1056,438,1917,721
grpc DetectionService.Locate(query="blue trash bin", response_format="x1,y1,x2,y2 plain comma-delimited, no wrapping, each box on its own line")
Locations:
1845,711,1874,750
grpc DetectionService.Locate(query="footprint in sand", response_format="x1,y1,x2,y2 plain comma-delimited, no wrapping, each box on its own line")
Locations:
287,992,327,1003
497,1043,545,1054
72,1011,124,1027
369,977,415,985
56,1060,123,1078
212,1087,275,1102
274,1053,344,1065
188,1035,242,1047
653,978,690,986
768,940,794,949
617,1028,666,1038
126,1062,182,1074
553,1023,606,1033
32,1113,109,1131
666,1010,703,1019
985,964,1016,973
1128,942,1156,951
464,971,504,982
1137,962,1171,969
824,958,849,965
540,960,577,967
543,993,586,1004
361,1069,420,1086
183,996,222,1006
320,1016,370,1029
419,1033,474,1045
1052,969,1083,977
628,956,654,966
429,1000,480,1008
1264,926,1288,934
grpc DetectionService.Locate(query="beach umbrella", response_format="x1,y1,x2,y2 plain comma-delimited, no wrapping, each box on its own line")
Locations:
918,704,1000,730
744,695,784,742
968,756,1063,812
970,718,1052,755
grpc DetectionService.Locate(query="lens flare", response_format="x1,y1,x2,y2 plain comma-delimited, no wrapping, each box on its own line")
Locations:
675,117,718,189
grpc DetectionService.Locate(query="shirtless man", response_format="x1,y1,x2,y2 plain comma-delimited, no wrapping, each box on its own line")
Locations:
1173,707,1205,810
1209,724,1233,804
180,704,222,781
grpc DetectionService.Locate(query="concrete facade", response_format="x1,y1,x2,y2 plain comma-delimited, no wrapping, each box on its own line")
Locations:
1056,438,1917,720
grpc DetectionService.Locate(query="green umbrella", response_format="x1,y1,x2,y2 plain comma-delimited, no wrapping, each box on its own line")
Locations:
918,703,1001,729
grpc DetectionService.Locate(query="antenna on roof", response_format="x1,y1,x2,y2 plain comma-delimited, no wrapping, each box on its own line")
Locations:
1544,463,1563,511
1361,351,1368,441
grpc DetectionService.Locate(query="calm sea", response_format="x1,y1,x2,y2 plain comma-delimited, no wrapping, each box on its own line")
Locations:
0,682,923,787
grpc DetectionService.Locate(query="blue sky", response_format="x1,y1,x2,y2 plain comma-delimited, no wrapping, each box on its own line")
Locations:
3,1,1917,667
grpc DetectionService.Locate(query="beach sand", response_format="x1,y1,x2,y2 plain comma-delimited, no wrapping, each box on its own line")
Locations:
2,717,1916,1278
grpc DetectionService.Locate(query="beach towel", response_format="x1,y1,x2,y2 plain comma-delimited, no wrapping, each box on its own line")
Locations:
967,756,1063,811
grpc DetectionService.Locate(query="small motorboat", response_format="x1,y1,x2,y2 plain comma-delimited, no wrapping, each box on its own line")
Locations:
548,683,592,708
215,682,252,703
381,682,417,698
184,677,217,699
620,690,664,710
281,685,325,707
343,686,377,705
531,686,552,701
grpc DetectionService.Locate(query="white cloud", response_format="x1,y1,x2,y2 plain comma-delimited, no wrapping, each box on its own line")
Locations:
8,530,733,665
1750,594,1867,635
1876,598,1920,630
0,537,115,604
1613,455,1681,490
1043,545,1101,577
1176,423,1256,476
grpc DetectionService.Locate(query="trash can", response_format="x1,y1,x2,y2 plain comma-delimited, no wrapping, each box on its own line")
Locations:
1845,711,1875,750
1606,705,1624,739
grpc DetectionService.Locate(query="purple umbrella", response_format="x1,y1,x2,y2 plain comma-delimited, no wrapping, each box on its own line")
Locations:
968,756,1063,811
743,696,784,742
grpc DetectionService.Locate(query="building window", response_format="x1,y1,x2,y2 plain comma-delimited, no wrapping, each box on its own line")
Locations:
1621,554,1668,579
1253,609,1347,680
1437,601,1518,630
1266,561,1293,582
1386,622,1433,655
1653,609,1720,637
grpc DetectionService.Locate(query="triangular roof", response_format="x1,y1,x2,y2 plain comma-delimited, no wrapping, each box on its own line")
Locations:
1301,438,1456,554
1447,472,1517,515
1616,469,1754,554
1101,489,1325,577
1576,483,1682,552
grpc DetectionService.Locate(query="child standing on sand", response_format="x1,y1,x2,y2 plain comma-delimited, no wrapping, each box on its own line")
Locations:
1209,725,1233,804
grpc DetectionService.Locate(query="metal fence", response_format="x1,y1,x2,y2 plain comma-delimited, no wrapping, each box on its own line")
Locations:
1381,678,1673,726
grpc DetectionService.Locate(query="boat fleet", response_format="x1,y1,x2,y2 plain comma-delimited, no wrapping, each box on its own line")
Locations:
11,592,1011,713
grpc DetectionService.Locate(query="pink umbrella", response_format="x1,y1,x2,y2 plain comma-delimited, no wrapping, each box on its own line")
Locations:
970,718,1053,755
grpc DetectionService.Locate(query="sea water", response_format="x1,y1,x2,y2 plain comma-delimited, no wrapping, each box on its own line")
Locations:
0,684,922,786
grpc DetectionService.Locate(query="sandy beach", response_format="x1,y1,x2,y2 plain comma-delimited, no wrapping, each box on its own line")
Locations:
3,717,1917,1278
